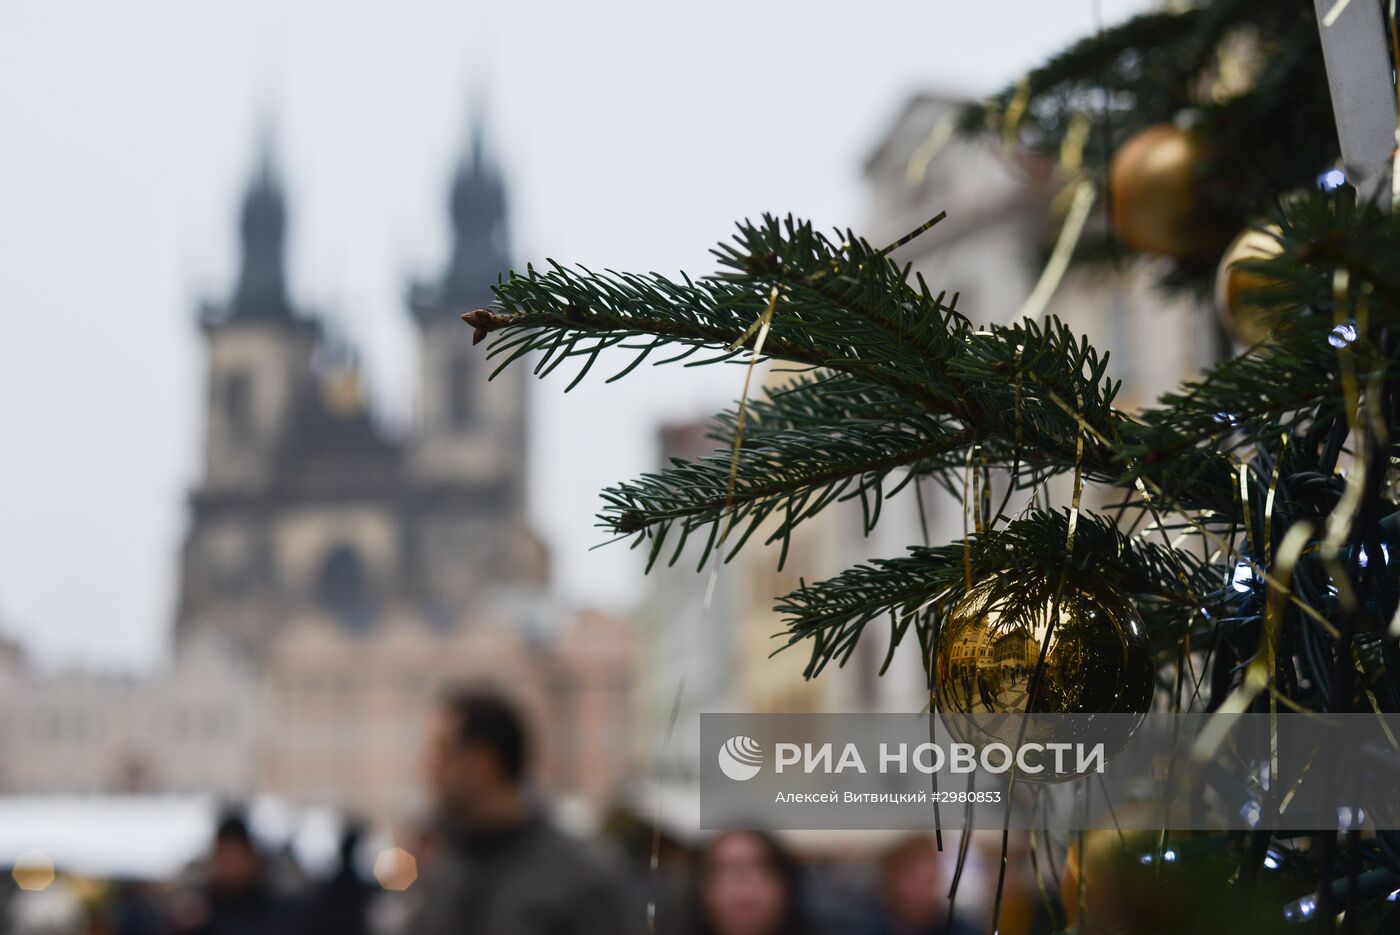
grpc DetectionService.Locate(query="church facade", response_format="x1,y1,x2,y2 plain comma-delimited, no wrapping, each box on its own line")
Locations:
0,127,632,822
177,131,545,659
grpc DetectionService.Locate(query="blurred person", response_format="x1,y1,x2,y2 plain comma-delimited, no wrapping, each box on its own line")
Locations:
597,808,692,935
172,812,302,935
407,688,637,934
109,881,167,935
864,835,973,935
305,825,373,935
692,831,811,935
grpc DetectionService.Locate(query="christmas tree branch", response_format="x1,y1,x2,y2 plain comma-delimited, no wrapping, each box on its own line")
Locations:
956,0,1333,292
465,191,1400,679
604,423,977,572
775,510,1215,677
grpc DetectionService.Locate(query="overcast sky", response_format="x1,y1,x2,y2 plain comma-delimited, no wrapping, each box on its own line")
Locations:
0,0,1148,672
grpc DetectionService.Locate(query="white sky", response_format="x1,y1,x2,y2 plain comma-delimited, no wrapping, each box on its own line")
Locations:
0,0,1148,672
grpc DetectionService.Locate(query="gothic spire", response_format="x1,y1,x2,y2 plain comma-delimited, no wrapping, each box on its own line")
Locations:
439,118,510,310
229,132,294,321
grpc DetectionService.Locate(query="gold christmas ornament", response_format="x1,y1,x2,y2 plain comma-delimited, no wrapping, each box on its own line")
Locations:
934,579,1154,778
1214,225,1284,347
1109,124,1216,258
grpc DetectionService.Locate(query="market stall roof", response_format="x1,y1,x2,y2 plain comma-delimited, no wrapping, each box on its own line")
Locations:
0,795,330,881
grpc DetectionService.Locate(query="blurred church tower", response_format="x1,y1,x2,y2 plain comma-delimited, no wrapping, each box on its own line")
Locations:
405,122,542,620
175,124,547,663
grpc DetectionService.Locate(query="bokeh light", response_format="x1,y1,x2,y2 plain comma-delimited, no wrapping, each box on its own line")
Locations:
372,847,417,891
11,849,56,891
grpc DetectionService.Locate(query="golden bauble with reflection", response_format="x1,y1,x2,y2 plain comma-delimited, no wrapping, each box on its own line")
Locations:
1214,225,1284,347
933,579,1153,779
1110,124,1216,258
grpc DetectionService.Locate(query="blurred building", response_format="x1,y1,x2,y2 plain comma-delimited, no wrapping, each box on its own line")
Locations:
632,420,740,786
0,124,632,821
177,129,634,816
864,93,1212,410
0,632,262,798
177,131,544,658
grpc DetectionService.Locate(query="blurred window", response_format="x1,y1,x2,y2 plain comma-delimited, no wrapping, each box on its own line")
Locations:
223,369,255,440
449,355,476,428
317,544,376,633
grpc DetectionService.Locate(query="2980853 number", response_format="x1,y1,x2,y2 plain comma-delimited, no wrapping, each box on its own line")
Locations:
930,791,1001,803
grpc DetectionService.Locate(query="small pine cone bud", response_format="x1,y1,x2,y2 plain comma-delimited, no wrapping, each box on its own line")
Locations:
461,308,514,344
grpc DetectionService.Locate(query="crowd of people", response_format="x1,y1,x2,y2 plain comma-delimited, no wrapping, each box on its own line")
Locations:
3,690,1054,935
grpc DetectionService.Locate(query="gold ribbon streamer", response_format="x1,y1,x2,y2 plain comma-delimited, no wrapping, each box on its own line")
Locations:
1263,439,1287,765
906,112,957,188
1010,112,1095,325
1001,79,1032,148
647,284,780,934
1066,389,1085,551
1059,112,1093,174
962,445,978,590
1044,389,1338,639
721,285,782,530
726,287,780,355
990,389,1084,935
1012,181,1097,325
1234,455,1281,758
1321,270,1365,622
1192,520,1315,762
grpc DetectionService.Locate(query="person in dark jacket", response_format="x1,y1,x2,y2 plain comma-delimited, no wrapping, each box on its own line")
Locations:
174,812,302,935
403,688,637,935
305,824,373,935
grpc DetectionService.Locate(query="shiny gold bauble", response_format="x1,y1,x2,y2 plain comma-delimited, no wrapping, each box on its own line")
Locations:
1109,124,1215,258
1214,225,1284,347
935,580,1153,717
933,579,1153,778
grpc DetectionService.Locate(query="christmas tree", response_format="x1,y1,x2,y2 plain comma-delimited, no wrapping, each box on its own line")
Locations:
465,2,1400,931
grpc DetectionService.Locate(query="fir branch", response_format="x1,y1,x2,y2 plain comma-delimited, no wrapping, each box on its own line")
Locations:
776,510,1215,677
471,216,973,415
604,422,977,573
708,370,925,439
464,196,1400,679
958,7,1209,136
468,214,1215,563
610,314,1138,561
1126,318,1352,460
956,0,1333,290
